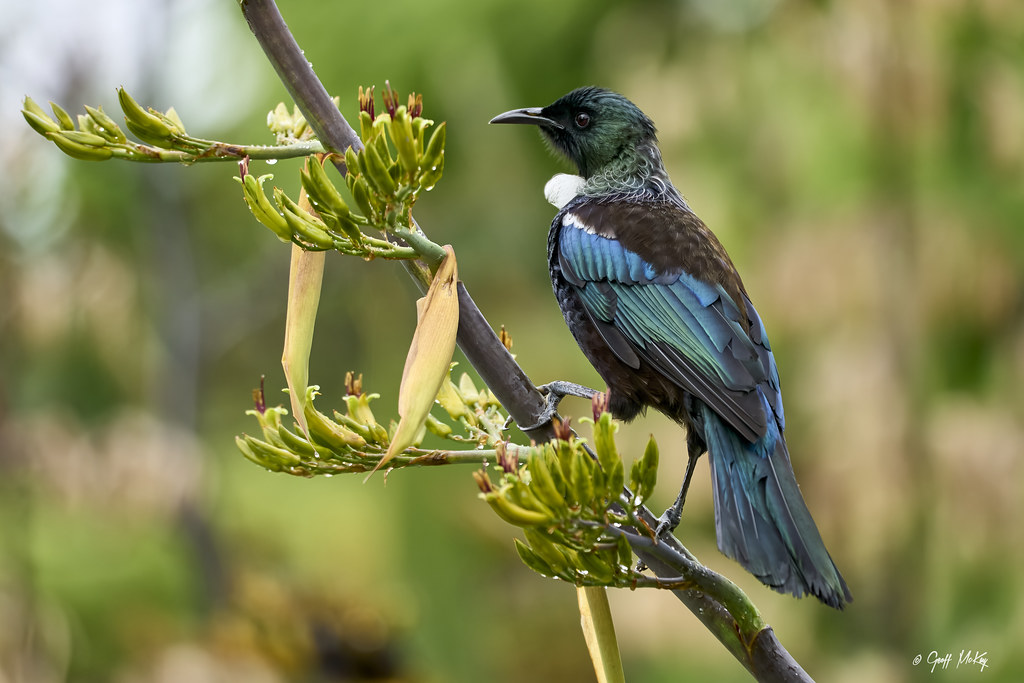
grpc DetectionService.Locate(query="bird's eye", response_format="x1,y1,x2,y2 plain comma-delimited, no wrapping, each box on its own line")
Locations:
574,112,591,128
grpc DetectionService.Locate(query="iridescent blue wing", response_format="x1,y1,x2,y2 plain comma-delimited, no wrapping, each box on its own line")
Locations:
556,200,783,441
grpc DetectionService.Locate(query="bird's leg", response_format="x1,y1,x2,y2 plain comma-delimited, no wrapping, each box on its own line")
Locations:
507,381,598,432
655,433,705,537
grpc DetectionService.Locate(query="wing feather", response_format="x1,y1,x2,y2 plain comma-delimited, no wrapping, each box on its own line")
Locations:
558,205,775,442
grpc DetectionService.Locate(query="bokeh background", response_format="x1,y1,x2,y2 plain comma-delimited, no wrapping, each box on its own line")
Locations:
2,0,1023,681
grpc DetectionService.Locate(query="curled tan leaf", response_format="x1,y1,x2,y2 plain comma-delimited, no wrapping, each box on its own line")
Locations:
282,180,325,437
369,245,459,476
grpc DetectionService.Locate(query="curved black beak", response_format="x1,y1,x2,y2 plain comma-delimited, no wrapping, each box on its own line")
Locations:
489,107,563,129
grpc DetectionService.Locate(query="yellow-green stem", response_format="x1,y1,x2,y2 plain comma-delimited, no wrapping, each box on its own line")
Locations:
577,586,626,683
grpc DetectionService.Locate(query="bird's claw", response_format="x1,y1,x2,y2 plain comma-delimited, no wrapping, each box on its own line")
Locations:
506,381,599,432
654,505,682,539
505,400,559,433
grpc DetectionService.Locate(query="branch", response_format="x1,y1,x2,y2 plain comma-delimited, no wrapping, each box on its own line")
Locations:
238,1,815,680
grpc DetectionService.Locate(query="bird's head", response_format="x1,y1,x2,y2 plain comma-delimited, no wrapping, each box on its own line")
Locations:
490,86,657,179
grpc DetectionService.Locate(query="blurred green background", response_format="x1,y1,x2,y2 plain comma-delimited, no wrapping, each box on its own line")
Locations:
2,0,1023,681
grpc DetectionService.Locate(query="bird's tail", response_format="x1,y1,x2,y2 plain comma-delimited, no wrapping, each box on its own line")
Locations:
701,405,852,609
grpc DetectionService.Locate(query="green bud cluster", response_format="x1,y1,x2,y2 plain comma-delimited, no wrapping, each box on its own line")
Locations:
117,88,187,147
23,97,119,161
22,89,190,161
236,372,511,476
235,162,414,258
237,385,392,475
341,86,446,231
475,412,661,588
433,365,506,445
237,85,448,260
266,102,310,143
23,90,325,164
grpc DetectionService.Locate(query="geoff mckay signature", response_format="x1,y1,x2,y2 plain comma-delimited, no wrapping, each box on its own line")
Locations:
912,650,989,673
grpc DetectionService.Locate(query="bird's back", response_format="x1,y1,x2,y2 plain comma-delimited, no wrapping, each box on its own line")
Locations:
546,193,851,607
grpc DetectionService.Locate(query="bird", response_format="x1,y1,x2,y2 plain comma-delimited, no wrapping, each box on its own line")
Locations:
490,86,852,609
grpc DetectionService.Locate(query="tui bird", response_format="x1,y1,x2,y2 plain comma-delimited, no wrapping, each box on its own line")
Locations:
491,86,851,609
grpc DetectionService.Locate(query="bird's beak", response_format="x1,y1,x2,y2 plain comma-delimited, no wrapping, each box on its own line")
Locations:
489,107,564,129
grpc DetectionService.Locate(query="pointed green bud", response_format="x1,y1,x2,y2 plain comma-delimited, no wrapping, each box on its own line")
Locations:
411,117,433,157
576,550,614,584
417,157,444,192
351,175,377,221
236,435,266,468
301,157,350,218
304,390,367,450
84,105,126,143
257,417,289,450
424,413,453,439
527,450,568,514
359,110,374,143
606,459,625,505
275,188,335,249
320,210,363,244
637,435,659,503
483,488,552,527
372,112,391,138
554,438,574,486
523,528,570,576
616,534,633,569
514,538,558,577
629,459,643,501
277,425,317,457
243,434,302,470
373,133,393,166
60,129,109,147
237,173,292,242
46,132,113,161
389,105,418,177
435,372,469,421
543,444,570,498
420,121,445,170
117,87,175,145
569,449,595,508
508,477,556,520
332,410,377,443
457,373,481,404
344,146,360,178
23,97,51,122
49,102,75,131
590,450,608,502
23,109,61,136
593,412,620,479
416,121,446,191
343,393,388,443
77,114,98,136
162,107,187,134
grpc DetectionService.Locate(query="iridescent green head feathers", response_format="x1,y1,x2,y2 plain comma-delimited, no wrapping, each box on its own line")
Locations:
490,86,659,180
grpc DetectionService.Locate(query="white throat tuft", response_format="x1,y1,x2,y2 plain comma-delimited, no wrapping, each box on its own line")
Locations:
544,173,585,209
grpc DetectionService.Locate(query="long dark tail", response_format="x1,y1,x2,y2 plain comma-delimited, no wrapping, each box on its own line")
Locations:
701,406,852,609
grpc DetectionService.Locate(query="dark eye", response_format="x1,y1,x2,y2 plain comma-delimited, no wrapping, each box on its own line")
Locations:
574,112,591,128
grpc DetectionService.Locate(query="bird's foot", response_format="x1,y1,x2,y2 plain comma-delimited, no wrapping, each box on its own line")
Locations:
507,381,598,432
654,501,683,539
